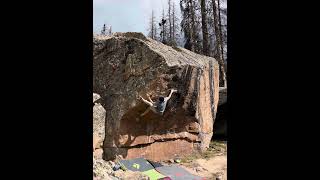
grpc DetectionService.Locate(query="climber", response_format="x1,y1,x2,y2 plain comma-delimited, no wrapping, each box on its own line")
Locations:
139,89,178,117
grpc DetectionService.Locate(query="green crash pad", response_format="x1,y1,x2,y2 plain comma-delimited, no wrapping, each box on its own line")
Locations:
142,169,166,180
118,158,154,172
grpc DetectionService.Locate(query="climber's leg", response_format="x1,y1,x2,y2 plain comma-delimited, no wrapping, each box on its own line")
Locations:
141,107,151,116
149,106,158,114
140,96,153,107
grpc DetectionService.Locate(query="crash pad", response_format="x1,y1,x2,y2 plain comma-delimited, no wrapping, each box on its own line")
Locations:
155,165,205,180
142,169,167,180
148,160,163,168
119,158,154,172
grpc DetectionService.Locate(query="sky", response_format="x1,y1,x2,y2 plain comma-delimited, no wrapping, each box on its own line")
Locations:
93,0,181,36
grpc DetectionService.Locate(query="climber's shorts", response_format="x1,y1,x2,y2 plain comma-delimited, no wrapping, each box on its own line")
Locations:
150,106,164,116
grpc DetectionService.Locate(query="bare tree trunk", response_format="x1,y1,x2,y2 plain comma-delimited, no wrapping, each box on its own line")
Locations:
212,0,226,87
172,2,175,43
217,0,224,61
189,0,196,52
151,11,154,39
168,0,172,44
200,0,209,56
148,10,157,39
101,24,106,35
109,26,112,35
162,9,166,43
154,23,157,40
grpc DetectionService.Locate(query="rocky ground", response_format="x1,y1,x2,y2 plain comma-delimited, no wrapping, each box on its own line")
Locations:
93,140,227,180
93,157,149,180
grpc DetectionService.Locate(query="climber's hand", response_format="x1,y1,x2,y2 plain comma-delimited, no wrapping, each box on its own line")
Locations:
171,89,178,93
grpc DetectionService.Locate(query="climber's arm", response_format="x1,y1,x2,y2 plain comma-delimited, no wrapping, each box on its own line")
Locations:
140,96,154,107
147,94,154,103
164,89,177,101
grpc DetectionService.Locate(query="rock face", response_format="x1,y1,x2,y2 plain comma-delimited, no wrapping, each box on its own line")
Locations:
218,87,227,106
93,93,106,152
212,103,227,138
93,32,219,161
213,88,227,138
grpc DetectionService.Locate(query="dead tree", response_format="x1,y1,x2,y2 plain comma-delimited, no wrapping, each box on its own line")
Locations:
172,1,179,46
109,26,112,35
168,0,172,44
189,0,196,52
212,0,226,87
159,9,168,44
101,24,106,35
148,10,157,40
200,0,209,55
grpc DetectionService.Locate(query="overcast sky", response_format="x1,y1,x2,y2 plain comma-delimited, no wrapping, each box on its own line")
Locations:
93,0,181,36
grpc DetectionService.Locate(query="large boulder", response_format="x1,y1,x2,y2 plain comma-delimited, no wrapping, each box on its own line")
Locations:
93,32,220,161
93,93,106,151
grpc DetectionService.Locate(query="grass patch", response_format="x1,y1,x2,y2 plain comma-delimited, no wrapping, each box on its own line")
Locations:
209,141,227,151
180,141,227,164
180,152,202,164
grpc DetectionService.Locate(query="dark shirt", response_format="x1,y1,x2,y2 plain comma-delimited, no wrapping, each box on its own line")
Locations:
156,100,168,114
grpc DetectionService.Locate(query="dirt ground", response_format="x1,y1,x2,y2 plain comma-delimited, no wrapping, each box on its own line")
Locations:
181,155,227,180
179,141,227,180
